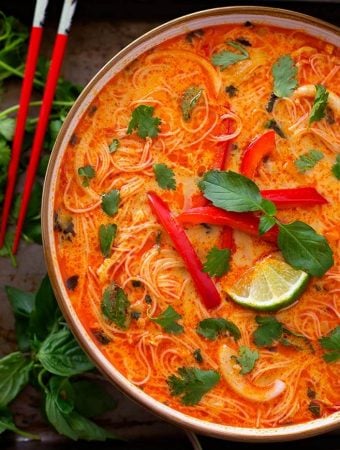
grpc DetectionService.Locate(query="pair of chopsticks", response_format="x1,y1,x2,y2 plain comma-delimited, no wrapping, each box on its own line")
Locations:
0,0,77,254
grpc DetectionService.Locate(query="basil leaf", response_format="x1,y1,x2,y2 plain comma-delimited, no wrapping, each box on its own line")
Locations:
99,224,117,258
72,380,117,418
153,163,176,190
101,283,130,329
197,318,241,341
108,138,120,153
78,165,95,187
212,41,249,70
101,190,120,217
29,275,60,343
200,170,263,212
203,247,231,277
167,367,220,405
181,86,203,121
253,316,283,347
127,105,161,139
49,376,75,414
0,352,32,407
272,55,298,98
235,346,259,374
259,215,276,235
319,326,340,363
0,117,15,140
0,407,39,439
309,85,329,124
67,411,117,441
45,389,79,440
278,221,333,277
151,306,183,334
5,286,34,352
295,149,324,173
37,327,94,376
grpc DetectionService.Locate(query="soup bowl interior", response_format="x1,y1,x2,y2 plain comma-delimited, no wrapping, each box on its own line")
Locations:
42,6,340,442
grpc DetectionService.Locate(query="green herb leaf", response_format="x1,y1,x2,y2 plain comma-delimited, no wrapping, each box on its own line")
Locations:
167,367,220,405
0,352,32,407
99,224,117,258
78,165,95,187
309,85,329,124
212,41,249,70
0,117,15,140
203,247,231,277
0,407,39,440
319,326,340,363
260,198,277,216
278,221,333,277
253,316,283,347
101,190,120,217
37,327,94,376
5,286,34,351
295,149,324,173
45,389,79,440
235,346,259,374
127,105,161,138
259,215,276,235
200,170,263,212
101,283,130,329
0,231,17,267
108,138,120,153
331,154,340,180
153,163,176,190
151,306,183,334
181,86,203,121
272,55,298,98
72,380,117,418
197,318,241,341
48,376,75,414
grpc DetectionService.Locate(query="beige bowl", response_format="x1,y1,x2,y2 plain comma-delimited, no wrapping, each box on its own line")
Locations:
42,6,340,442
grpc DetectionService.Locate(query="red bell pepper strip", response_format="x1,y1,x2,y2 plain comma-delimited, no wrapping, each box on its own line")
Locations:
147,192,221,309
214,118,234,170
240,130,276,178
177,206,278,243
262,188,327,209
219,226,235,251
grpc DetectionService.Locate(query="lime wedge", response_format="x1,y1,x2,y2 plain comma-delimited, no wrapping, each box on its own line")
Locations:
227,256,309,311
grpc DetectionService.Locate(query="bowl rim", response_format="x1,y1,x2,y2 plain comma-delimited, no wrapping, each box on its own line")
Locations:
42,6,340,442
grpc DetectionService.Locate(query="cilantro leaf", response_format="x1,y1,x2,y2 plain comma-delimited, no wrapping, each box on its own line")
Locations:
319,326,340,363
101,284,130,330
272,55,298,98
203,247,231,277
235,346,259,374
309,85,329,124
278,221,333,277
200,170,263,212
253,316,283,347
259,215,276,235
99,224,117,258
212,41,249,70
167,367,220,405
108,139,120,153
197,318,240,341
151,306,183,334
295,149,324,173
78,165,95,187
153,163,176,190
181,86,203,121
127,105,161,139
331,154,340,180
0,117,15,141
101,190,120,217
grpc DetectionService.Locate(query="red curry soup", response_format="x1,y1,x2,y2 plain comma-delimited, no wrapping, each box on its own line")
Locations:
54,23,340,428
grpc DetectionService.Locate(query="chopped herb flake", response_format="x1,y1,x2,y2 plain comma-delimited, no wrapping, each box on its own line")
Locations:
181,86,203,121
193,349,203,363
295,149,324,173
332,154,340,180
109,139,120,153
225,85,238,97
265,119,286,138
234,346,259,374
78,165,95,187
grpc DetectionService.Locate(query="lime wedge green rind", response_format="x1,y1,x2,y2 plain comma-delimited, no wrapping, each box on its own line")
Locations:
226,258,310,312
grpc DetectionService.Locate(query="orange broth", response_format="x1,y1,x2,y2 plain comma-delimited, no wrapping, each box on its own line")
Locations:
54,23,340,428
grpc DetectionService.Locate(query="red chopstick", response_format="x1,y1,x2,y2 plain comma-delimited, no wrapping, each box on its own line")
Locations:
0,0,49,248
11,0,77,254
